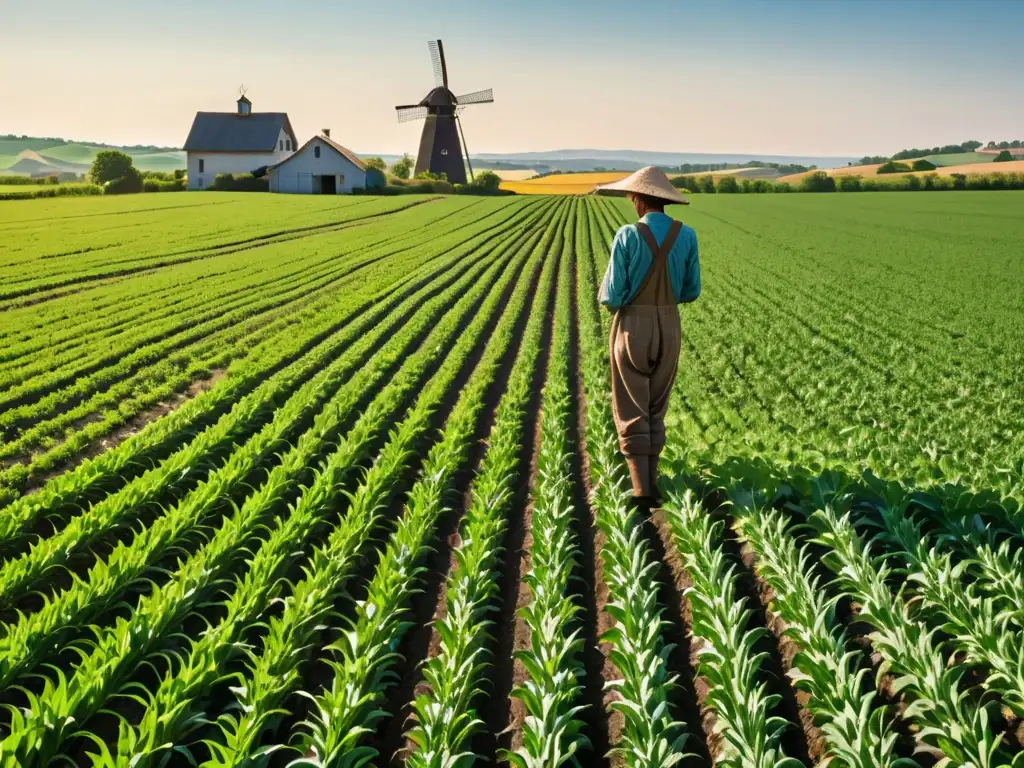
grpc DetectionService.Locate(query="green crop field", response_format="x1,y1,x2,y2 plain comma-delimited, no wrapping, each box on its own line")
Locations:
922,151,995,166
0,191,1022,766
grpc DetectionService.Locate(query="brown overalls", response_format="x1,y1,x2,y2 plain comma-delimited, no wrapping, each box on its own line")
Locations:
609,220,683,498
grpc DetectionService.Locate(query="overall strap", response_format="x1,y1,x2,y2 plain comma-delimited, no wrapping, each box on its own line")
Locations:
630,220,683,305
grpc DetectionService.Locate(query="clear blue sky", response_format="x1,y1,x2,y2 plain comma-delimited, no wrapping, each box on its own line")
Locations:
2,0,1021,156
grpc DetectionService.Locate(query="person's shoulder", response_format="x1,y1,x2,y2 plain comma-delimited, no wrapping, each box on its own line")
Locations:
675,220,698,241
613,222,638,245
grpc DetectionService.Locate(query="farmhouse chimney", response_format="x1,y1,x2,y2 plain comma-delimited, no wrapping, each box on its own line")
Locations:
237,94,252,116
323,128,331,138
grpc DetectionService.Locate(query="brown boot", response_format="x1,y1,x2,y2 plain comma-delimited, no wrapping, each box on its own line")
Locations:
625,454,654,501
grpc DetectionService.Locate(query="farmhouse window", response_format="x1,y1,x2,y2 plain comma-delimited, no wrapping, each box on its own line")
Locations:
315,146,321,159
286,139,291,151
198,159,204,173
279,140,284,150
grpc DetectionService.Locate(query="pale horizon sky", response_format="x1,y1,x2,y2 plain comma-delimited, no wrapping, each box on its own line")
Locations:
2,0,1022,157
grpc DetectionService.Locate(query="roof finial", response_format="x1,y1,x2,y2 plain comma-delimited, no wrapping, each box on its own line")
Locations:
237,85,251,115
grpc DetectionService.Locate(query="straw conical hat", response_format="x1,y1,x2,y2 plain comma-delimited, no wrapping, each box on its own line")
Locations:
595,166,689,205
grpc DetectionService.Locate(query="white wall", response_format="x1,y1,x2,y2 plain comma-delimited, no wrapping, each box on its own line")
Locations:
269,137,366,194
187,128,294,190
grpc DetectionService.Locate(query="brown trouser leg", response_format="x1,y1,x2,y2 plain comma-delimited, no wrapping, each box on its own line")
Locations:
609,305,681,493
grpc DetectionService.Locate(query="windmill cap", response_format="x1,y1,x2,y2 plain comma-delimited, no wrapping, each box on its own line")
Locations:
595,166,689,205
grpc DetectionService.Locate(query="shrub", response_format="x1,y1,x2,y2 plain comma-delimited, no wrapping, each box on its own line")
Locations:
837,175,862,192
362,156,387,171
0,184,102,200
104,168,144,195
965,174,990,190
715,175,740,193
698,175,716,194
143,178,185,192
454,182,515,196
771,182,793,193
994,150,1013,162
364,167,387,189
414,169,447,182
211,173,269,191
800,171,836,192
90,150,136,185
0,175,42,185
911,159,936,171
904,174,922,191
174,169,186,180
877,161,912,174
860,178,881,191
470,170,501,192
950,173,967,190
921,173,943,190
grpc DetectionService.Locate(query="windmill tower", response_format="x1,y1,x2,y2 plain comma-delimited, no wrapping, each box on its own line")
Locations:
395,40,493,184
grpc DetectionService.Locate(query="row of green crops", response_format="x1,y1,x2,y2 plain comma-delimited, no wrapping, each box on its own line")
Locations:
0,197,542,505
0,191,1021,766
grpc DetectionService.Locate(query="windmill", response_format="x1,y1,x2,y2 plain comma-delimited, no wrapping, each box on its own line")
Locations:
395,40,493,185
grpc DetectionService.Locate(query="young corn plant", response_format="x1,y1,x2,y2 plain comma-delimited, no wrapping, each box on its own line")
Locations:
728,493,918,768
506,205,592,768
861,499,1024,719
807,498,1021,768
576,198,689,767
911,490,1024,631
401,203,569,768
207,204,560,767
0,229,512,695
0,236,527,768
662,489,805,768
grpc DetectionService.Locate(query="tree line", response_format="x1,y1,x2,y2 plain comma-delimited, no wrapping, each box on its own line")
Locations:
858,139,1022,165
670,169,1024,195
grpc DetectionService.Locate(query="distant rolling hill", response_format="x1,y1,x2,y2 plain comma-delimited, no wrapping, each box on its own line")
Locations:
0,136,185,174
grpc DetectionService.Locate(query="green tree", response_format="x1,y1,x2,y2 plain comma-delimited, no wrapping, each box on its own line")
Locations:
362,156,387,171
390,153,414,179
715,175,739,193
698,175,716,194
911,159,936,171
837,174,862,192
89,150,135,184
877,161,912,174
994,150,1014,162
800,171,836,192
471,170,501,191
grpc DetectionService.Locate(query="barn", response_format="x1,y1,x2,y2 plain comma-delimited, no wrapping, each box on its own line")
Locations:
183,95,297,190
268,132,367,194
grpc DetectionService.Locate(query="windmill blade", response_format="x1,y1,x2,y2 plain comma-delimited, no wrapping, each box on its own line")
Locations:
396,105,429,123
455,88,494,105
428,39,448,89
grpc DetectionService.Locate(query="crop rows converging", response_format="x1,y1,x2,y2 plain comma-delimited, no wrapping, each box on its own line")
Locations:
0,190,1022,767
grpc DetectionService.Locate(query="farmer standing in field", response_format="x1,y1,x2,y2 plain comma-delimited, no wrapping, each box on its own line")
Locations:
596,167,701,505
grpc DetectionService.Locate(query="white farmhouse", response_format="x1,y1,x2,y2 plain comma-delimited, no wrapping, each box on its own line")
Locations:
268,131,367,194
183,95,297,190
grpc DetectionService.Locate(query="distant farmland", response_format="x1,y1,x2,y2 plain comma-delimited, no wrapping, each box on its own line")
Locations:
778,159,1024,183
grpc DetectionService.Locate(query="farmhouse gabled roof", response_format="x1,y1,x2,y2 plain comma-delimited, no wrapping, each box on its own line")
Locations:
183,112,295,152
268,134,366,171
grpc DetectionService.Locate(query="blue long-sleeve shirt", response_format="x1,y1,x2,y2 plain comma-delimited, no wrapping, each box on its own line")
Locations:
599,212,701,309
